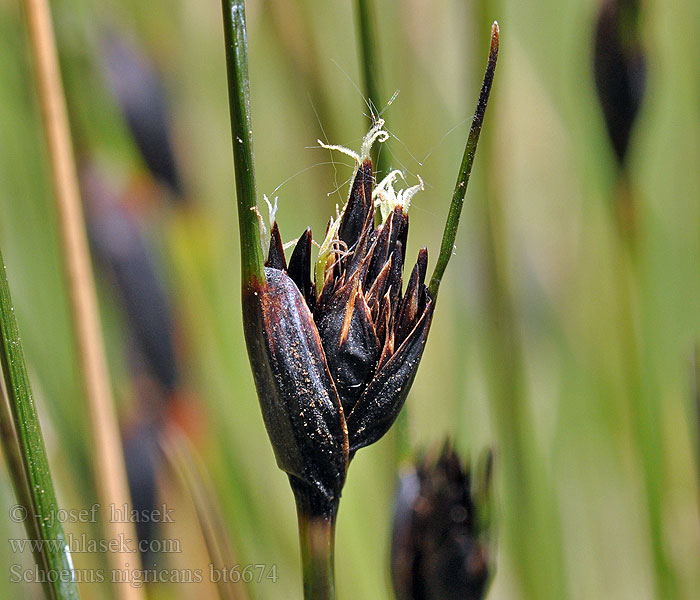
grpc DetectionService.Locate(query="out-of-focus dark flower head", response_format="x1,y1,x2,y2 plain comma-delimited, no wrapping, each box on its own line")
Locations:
593,0,647,166
80,162,180,394
123,419,160,563
242,121,434,509
101,29,184,199
391,442,494,600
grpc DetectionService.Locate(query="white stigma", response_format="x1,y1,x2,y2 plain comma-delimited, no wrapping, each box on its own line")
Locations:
314,119,398,295
264,194,278,226
255,194,280,259
373,170,424,223
360,118,390,161
317,118,389,165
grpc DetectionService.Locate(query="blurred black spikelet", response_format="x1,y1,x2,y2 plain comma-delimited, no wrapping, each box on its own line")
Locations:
391,443,494,600
81,160,183,561
593,0,647,166
102,29,184,199
81,162,180,394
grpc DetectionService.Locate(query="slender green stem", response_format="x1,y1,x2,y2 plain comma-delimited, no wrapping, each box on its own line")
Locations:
292,482,337,600
297,513,336,600
0,382,47,592
354,0,391,179
221,0,265,286
0,251,80,600
428,22,499,300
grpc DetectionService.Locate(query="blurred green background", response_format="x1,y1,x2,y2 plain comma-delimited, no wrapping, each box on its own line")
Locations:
1,0,700,598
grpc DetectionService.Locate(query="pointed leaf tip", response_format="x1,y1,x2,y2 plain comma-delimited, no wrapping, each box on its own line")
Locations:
428,21,499,299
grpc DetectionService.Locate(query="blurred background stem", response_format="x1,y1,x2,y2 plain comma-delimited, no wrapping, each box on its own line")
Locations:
615,244,678,599
471,4,567,598
161,427,249,600
22,0,144,596
354,0,391,180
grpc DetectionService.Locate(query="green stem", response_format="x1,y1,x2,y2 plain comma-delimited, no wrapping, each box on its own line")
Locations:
428,22,499,300
292,481,337,600
354,0,391,179
221,0,265,286
0,251,80,599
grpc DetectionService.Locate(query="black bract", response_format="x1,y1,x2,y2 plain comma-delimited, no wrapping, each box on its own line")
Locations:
243,156,433,508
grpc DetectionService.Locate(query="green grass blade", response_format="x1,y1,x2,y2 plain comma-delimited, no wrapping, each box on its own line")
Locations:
428,22,499,300
221,0,265,287
0,250,80,600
